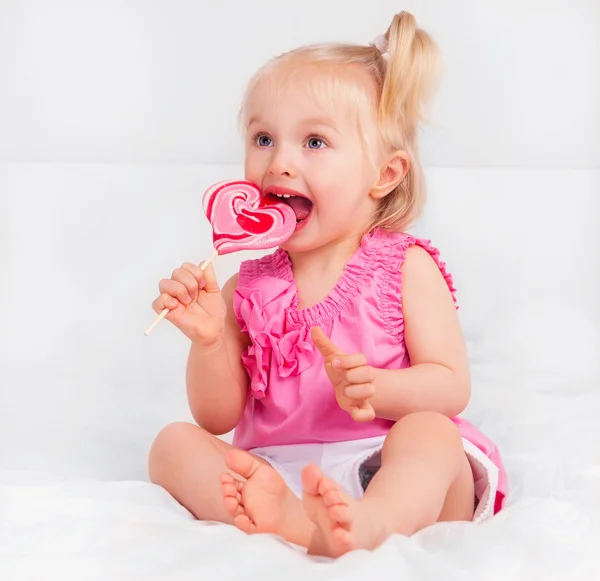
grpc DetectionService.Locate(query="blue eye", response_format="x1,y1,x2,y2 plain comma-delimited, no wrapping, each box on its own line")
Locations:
255,134,273,147
306,137,327,149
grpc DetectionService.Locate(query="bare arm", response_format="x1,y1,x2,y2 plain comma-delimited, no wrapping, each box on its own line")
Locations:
370,245,471,420
186,273,250,434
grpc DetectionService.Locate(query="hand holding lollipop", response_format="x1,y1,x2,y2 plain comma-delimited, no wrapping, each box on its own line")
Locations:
145,180,296,337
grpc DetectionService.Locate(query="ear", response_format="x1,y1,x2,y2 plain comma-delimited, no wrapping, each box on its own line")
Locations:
370,151,410,200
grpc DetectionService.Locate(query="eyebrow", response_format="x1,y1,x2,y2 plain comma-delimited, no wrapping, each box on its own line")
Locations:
301,117,340,133
247,116,340,134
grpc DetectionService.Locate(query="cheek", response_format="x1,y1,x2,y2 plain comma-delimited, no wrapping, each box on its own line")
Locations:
316,190,360,221
309,151,353,187
313,174,375,220
244,149,264,181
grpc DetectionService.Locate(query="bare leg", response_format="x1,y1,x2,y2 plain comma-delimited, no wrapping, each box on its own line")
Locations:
302,412,475,557
148,422,263,523
149,422,314,545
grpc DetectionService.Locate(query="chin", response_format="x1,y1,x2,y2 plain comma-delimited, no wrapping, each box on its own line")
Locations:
280,225,349,255
279,225,320,254
279,234,312,253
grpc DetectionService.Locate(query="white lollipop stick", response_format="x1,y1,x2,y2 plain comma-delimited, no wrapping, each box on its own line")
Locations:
144,249,219,336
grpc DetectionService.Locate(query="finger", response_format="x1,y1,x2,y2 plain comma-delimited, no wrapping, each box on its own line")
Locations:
344,383,375,400
172,266,202,300
152,292,180,313
344,365,376,384
311,326,344,358
199,262,220,294
331,352,367,370
349,403,375,423
158,278,193,305
181,262,210,295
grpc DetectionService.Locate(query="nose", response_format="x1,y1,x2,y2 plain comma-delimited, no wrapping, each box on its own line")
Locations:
267,147,297,178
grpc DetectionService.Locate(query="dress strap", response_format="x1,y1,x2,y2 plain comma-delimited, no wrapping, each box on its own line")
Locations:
374,232,458,340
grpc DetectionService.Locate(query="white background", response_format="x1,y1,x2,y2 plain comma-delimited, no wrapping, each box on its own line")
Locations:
0,0,598,167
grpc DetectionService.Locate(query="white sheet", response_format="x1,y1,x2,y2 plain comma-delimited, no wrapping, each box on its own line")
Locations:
2,360,599,579
1,381,599,580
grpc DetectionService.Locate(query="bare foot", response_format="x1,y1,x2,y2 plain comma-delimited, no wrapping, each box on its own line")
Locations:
220,449,314,546
301,464,389,557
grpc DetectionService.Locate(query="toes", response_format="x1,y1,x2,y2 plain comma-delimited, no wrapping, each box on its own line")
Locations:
221,474,244,518
220,472,235,485
234,514,257,534
301,464,324,496
220,473,243,501
331,527,353,555
225,449,260,480
317,475,341,498
320,484,351,525
322,487,342,507
329,503,351,525
221,481,241,500
222,495,244,517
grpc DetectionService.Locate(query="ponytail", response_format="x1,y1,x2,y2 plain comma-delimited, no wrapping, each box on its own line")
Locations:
372,11,441,231
379,11,441,142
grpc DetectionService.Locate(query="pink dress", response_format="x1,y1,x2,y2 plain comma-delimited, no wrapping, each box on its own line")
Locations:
233,229,508,515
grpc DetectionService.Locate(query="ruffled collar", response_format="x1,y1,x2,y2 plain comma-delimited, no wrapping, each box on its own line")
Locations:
268,228,386,326
233,228,392,399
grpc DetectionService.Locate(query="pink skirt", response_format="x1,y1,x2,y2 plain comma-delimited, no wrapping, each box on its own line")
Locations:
453,416,508,518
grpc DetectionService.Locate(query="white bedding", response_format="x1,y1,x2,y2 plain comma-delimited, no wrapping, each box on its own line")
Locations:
1,164,599,580
2,378,599,580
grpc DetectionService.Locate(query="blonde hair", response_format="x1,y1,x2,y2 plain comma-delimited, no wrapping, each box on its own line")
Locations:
240,11,441,232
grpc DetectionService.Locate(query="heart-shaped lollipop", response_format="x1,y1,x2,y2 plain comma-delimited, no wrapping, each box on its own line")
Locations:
145,180,296,335
203,180,296,254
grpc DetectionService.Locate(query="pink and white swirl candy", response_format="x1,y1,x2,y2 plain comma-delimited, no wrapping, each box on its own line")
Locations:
202,180,296,255
144,179,295,336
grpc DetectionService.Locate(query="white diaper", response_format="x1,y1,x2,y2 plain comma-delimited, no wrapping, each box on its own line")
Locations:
250,435,499,523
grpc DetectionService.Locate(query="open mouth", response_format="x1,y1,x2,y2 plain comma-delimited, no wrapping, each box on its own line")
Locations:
265,189,313,225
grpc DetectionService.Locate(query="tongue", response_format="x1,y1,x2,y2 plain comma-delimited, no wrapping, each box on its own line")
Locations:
285,196,312,221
